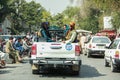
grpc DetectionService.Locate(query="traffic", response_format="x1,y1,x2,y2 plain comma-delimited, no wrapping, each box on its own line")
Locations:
0,0,120,80
0,21,120,74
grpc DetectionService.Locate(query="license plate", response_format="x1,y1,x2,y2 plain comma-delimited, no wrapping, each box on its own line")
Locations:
98,46,104,49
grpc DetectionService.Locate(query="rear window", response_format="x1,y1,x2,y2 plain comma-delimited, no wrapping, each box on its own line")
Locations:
92,37,110,43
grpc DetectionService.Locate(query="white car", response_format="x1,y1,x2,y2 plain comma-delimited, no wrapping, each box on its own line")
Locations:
104,38,120,72
85,36,111,57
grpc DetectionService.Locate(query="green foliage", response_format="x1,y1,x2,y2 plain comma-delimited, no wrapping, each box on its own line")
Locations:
59,1,101,33
0,0,13,23
52,13,64,27
18,0,52,33
93,0,120,30
1,0,52,34
69,0,120,33
52,6,81,28
112,12,120,30
78,8,100,34
1,0,120,35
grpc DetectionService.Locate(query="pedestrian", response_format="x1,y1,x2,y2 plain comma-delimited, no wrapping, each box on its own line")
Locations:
13,37,24,56
33,32,39,42
5,37,22,63
26,32,31,39
22,36,31,52
80,33,87,54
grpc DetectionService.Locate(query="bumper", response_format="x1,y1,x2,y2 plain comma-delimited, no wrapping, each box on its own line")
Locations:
30,58,81,66
114,59,120,66
88,49,105,56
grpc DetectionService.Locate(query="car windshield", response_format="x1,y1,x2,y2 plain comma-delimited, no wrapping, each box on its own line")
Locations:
92,37,110,43
109,39,120,49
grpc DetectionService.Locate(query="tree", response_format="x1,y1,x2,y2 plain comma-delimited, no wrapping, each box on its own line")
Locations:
0,0,13,23
68,0,101,33
19,1,52,33
6,0,52,34
21,1,42,32
62,6,81,28
93,0,120,30
8,0,27,34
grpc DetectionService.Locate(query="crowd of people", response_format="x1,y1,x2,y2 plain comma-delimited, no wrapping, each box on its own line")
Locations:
0,33,34,66
5,35,32,64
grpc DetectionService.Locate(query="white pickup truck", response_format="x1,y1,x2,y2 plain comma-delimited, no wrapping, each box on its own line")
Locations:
30,30,81,75
104,38,120,72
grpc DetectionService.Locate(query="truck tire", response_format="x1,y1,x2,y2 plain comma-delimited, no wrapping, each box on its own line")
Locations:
72,65,80,75
31,64,39,74
32,70,39,74
104,59,109,67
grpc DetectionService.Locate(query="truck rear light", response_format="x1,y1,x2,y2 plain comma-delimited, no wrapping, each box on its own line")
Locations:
75,45,80,56
115,51,119,58
89,44,92,48
31,44,37,55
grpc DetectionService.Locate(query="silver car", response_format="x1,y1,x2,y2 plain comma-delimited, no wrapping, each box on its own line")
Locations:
85,36,111,57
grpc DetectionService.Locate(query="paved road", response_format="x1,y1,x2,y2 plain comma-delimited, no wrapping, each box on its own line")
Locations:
0,55,120,80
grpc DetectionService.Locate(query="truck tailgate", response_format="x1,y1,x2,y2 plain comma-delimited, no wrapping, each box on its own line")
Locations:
36,42,77,58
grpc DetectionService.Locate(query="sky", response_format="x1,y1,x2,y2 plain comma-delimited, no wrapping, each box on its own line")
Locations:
26,0,77,15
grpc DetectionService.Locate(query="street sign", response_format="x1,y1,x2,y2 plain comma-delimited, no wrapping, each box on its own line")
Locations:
103,16,113,29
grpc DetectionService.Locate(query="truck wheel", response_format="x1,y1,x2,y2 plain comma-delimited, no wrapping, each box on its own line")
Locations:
104,59,109,67
110,60,116,72
32,70,39,74
31,64,39,74
72,65,80,75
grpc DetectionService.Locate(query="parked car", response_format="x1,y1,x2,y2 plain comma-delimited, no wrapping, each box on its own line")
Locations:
104,38,120,72
85,36,111,57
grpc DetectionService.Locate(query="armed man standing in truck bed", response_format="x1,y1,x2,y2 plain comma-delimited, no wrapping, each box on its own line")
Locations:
64,21,77,43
